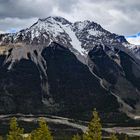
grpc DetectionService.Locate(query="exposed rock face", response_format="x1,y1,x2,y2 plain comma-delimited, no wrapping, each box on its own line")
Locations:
0,16,140,121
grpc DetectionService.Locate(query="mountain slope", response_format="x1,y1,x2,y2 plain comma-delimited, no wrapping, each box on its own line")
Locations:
0,16,140,121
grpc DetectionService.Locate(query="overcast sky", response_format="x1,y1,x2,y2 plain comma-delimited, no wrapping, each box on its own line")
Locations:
0,0,140,35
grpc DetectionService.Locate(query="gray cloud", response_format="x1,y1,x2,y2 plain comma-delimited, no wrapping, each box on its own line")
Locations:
0,0,140,35
55,0,79,12
0,17,37,32
0,0,53,18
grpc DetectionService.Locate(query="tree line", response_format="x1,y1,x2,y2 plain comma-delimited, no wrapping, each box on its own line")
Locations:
0,109,131,140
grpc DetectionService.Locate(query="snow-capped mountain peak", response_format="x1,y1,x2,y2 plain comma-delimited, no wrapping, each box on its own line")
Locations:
0,16,140,120
0,16,137,61
74,20,90,31
28,16,87,56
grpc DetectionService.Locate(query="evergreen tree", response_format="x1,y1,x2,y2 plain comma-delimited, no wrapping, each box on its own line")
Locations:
0,136,3,140
110,133,118,140
124,135,128,140
83,109,102,140
72,134,81,140
31,118,53,140
7,117,24,140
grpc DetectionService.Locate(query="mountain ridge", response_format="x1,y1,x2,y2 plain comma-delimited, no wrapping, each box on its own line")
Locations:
0,16,140,121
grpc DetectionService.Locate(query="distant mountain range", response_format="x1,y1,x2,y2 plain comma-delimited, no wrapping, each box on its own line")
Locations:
0,16,140,122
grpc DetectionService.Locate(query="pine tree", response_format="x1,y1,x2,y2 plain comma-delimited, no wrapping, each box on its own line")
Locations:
31,118,53,140
7,117,24,140
124,135,128,140
0,136,3,140
110,133,118,140
83,109,102,140
72,134,81,140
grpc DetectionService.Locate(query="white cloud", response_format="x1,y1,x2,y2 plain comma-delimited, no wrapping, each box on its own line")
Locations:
0,0,140,35
50,0,140,35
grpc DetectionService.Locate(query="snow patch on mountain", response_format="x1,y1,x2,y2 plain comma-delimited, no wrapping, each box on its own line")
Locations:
30,18,64,40
123,43,140,60
88,29,103,37
1,16,139,64
74,21,89,30
60,23,86,55
29,17,87,56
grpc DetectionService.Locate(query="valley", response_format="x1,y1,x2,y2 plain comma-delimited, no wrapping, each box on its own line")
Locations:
0,114,140,140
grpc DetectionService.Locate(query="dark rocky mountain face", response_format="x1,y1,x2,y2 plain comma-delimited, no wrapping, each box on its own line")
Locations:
0,57,43,114
0,16,140,121
41,43,120,119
